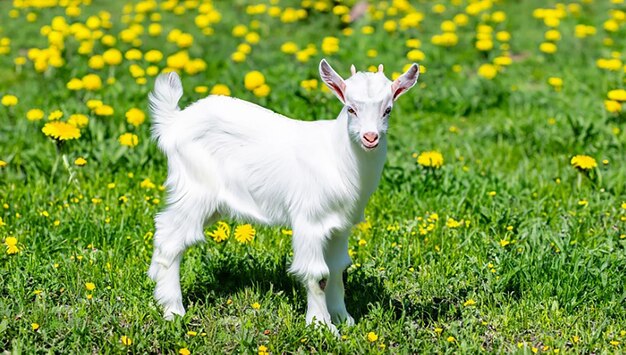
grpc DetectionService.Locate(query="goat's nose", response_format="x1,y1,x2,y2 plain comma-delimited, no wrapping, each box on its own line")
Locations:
363,132,379,143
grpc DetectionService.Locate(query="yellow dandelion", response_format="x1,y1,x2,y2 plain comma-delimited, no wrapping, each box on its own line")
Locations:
68,114,89,128
367,331,378,342
47,110,63,121
85,282,95,291
1,94,18,107
446,218,462,228
607,89,626,101
417,151,444,168
253,84,271,98
235,224,255,243
210,84,231,96
31,323,40,330
0,160,6,168
74,157,87,166
42,122,81,141
244,71,265,90
463,299,476,307
125,108,146,127
120,335,132,346
26,109,45,121
119,133,139,148
570,155,597,171
179,348,191,355
251,302,261,309
208,221,230,242
478,63,497,79
5,236,19,254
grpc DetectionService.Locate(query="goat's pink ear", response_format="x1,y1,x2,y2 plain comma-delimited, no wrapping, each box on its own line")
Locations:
319,59,347,104
391,63,420,101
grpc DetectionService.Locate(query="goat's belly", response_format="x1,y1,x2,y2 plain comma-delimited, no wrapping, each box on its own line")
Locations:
217,186,290,226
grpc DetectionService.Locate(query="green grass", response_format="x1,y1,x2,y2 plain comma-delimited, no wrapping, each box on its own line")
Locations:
1,0,625,353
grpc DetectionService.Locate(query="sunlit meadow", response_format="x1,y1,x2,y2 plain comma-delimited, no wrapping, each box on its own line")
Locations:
1,0,626,353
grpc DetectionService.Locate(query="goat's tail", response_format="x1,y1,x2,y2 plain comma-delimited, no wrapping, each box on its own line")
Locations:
149,72,183,144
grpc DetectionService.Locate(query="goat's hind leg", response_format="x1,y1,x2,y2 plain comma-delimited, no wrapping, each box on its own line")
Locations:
149,197,211,320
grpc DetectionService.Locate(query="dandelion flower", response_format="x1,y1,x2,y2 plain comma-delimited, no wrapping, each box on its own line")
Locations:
446,218,462,228
119,133,139,148
478,64,497,79
367,331,378,342
253,84,271,97
210,84,231,96
125,108,146,127
539,42,557,54
208,221,230,242
140,178,156,189
570,155,597,171
244,71,265,90
42,122,81,141
608,89,626,101
234,224,255,243
0,160,6,168
85,282,95,291
179,348,191,355
66,78,84,91
31,323,40,330
26,109,45,121
463,299,476,307
5,236,19,254
281,41,298,54
48,110,63,120
1,94,18,107
68,114,89,128
417,151,444,168
251,302,261,309
75,157,87,166
120,335,132,346
82,74,102,91
447,336,456,342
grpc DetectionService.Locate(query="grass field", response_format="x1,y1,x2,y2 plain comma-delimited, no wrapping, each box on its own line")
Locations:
1,0,626,353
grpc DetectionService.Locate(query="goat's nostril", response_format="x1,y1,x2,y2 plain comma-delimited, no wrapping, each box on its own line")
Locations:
363,132,379,143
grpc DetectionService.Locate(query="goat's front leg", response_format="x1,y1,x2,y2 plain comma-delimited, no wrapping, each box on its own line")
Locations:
324,231,354,326
289,226,337,335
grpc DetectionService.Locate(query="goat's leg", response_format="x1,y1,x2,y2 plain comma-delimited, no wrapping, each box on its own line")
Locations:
289,225,337,334
324,231,354,326
149,200,209,320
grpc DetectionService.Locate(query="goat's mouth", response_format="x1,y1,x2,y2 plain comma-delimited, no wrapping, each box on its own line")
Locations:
360,139,379,150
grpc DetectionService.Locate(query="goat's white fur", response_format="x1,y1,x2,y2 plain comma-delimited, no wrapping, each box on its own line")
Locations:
147,59,419,333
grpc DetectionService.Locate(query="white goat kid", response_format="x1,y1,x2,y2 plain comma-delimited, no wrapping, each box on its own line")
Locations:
147,59,420,333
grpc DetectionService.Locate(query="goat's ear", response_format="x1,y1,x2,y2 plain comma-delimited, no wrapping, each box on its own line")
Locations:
391,63,420,101
319,59,347,104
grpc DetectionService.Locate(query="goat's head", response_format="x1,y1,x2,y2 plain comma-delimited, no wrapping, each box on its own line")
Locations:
319,59,419,151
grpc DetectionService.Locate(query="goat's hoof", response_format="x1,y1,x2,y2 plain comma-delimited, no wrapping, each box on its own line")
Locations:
344,314,355,327
307,316,339,336
163,304,186,320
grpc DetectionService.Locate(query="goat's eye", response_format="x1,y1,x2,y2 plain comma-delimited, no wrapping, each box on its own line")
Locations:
347,107,356,115
384,107,392,116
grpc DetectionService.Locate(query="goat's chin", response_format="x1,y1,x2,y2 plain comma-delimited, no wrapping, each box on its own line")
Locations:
360,142,379,151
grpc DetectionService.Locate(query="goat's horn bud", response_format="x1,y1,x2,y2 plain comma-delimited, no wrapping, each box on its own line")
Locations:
378,64,384,73
350,64,356,75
